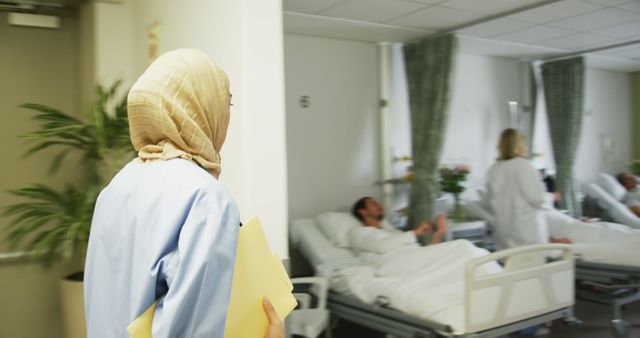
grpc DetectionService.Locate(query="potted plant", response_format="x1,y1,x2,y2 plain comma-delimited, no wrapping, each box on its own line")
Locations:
2,81,133,338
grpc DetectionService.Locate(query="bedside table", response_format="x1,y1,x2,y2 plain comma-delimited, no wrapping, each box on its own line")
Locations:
445,220,488,248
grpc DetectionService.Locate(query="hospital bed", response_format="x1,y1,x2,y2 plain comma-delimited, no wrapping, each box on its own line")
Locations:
464,198,640,335
575,261,640,322
290,217,576,338
585,183,640,229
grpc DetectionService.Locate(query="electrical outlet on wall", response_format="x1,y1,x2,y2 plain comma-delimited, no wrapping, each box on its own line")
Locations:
299,95,310,108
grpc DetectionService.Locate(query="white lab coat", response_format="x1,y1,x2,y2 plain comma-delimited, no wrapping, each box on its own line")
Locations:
84,159,240,338
487,157,549,250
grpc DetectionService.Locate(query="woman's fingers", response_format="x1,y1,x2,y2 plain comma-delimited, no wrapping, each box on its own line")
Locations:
263,297,285,338
263,297,280,323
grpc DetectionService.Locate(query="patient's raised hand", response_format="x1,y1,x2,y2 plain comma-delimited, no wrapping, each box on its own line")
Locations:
550,236,572,244
434,213,448,234
413,221,432,235
428,214,448,245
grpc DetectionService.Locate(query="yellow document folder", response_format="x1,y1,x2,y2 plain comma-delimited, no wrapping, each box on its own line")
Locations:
127,216,297,338
224,216,298,337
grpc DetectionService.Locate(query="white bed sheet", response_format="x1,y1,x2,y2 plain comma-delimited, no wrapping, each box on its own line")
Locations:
545,209,640,267
331,240,501,334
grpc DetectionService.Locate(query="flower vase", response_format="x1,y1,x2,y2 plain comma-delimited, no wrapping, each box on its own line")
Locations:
451,194,465,222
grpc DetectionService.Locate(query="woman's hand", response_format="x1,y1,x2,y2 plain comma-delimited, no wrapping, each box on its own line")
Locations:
433,213,448,234
550,236,572,244
430,214,448,244
413,221,432,236
263,297,285,338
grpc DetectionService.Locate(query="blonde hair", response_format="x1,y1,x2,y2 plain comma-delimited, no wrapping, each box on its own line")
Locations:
497,128,527,161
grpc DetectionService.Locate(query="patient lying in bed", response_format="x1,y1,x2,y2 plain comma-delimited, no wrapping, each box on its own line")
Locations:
544,208,640,266
349,196,500,274
347,196,501,278
466,192,640,267
350,196,448,251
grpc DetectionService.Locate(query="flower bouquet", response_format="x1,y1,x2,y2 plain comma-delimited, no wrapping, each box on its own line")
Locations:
439,164,470,221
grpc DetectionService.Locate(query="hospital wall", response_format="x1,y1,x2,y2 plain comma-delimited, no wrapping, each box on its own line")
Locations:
393,53,634,195
442,53,523,197
284,34,381,220
0,11,84,338
386,48,524,209
285,34,635,222
388,49,634,200
576,68,632,183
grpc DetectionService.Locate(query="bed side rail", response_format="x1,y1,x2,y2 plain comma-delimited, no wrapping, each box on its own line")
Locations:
464,244,574,333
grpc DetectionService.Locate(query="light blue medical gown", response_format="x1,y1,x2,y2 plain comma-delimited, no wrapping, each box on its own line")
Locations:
84,159,240,338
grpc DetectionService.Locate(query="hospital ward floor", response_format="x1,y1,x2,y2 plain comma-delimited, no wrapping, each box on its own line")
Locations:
327,299,640,338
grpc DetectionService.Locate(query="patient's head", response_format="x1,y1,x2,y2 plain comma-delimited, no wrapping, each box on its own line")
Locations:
352,197,384,224
497,128,527,161
617,172,637,191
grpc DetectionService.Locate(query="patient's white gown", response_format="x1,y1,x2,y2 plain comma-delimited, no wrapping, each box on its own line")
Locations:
84,159,240,338
487,157,549,250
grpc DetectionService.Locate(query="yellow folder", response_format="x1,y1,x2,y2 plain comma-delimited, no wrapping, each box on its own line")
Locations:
127,216,297,338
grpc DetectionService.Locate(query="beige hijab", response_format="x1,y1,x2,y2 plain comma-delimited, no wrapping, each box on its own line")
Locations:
128,49,230,178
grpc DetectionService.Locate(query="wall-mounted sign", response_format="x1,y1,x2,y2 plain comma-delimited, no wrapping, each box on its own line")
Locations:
147,21,162,64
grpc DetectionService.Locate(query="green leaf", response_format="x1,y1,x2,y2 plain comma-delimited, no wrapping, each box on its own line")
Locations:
5,80,134,266
20,103,82,123
48,148,74,174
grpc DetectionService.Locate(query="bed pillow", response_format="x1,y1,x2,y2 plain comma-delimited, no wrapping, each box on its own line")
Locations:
293,218,356,267
598,173,626,201
586,183,640,229
316,212,362,248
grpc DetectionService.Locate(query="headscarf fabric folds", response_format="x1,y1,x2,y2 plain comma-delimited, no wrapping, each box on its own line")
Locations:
128,48,230,178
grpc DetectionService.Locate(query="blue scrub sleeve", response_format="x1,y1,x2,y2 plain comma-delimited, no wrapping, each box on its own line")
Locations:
153,191,239,338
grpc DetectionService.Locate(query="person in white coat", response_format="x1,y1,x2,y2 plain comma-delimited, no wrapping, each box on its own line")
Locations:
487,128,570,250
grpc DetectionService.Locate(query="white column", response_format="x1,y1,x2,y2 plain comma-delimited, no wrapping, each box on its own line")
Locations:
378,43,393,215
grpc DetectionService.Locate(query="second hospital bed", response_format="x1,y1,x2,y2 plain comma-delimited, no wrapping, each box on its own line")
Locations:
290,217,576,338
465,199,640,329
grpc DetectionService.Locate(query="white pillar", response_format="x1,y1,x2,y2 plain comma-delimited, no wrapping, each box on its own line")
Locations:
378,43,393,215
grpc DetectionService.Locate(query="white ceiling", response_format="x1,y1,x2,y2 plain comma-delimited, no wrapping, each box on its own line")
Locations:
283,0,640,71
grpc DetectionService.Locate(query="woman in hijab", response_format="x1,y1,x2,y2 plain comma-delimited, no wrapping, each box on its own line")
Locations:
84,49,283,338
487,128,571,250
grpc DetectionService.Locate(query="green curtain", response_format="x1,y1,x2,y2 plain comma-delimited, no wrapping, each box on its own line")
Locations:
404,34,457,235
541,56,585,217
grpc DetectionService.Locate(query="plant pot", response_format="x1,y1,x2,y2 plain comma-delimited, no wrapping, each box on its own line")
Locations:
59,272,86,338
